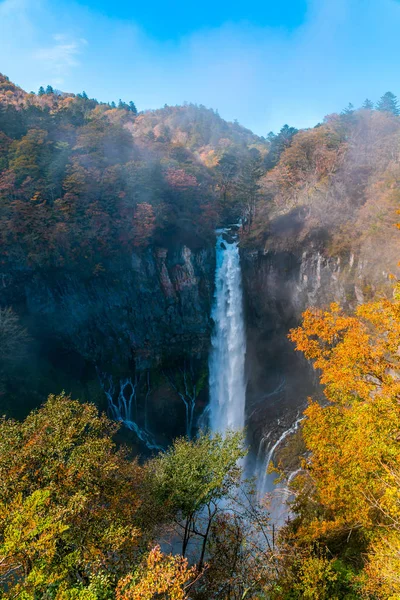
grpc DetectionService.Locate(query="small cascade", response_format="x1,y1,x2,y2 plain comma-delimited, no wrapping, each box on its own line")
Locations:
208,228,247,433
98,371,163,451
256,417,303,526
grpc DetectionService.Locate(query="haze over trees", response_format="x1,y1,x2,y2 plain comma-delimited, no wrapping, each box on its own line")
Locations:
0,72,400,597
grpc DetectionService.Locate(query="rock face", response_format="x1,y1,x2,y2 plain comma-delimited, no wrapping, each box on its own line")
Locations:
1,245,215,442
241,242,393,448
7,245,214,365
1,229,393,449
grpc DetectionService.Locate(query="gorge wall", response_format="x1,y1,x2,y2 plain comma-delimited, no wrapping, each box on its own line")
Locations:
2,220,394,455
241,238,395,452
1,245,215,445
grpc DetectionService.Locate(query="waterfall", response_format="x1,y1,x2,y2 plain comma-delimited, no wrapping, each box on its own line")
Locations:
255,417,304,527
97,370,163,451
256,417,303,500
208,228,247,433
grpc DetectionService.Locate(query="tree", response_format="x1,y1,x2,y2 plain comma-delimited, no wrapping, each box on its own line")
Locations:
215,151,238,212
376,91,400,116
37,86,45,96
8,128,50,184
116,546,198,600
237,148,264,227
341,102,354,115
132,202,156,248
265,124,298,169
362,98,374,110
118,99,129,110
287,285,400,597
340,102,356,127
0,393,144,598
45,85,54,94
129,101,137,115
144,431,246,568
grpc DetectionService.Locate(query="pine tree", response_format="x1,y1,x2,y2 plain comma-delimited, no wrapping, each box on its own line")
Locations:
110,101,116,109
362,98,374,110
376,91,399,116
129,101,138,115
118,99,129,110
38,86,45,96
81,91,88,99
45,85,54,95
341,102,354,115
265,124,298,169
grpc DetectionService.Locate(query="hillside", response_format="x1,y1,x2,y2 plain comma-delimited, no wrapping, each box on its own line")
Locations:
1,73,400,599
246,106,400,293
0,72,268,271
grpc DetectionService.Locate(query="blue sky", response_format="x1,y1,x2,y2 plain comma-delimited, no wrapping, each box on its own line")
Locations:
1,0,400,135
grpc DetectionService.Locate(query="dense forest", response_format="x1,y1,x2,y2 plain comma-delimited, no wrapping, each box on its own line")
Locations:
0,73,400,598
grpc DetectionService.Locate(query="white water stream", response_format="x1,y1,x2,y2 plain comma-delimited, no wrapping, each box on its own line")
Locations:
208,229,247,433
208,227,301,528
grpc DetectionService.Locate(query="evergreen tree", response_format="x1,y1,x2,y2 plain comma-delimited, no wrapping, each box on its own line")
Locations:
81,91,88,100
376,91,400,116
265,124,298,169
45,85,54,95
129,101,138,114
110,101,116,109
118,99,129,110
341,102,354,115
362,98,374,110
38,86,45,96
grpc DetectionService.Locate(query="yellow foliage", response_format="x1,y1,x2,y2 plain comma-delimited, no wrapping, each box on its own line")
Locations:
116,546,197,600
289,288,400,595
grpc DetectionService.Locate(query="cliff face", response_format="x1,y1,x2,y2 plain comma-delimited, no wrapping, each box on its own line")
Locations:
22,245,214,366
1,245,215,442
241,242,394,447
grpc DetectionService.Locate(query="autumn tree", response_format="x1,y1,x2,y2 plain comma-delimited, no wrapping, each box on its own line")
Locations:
132,202,156,248
116,546,198,600
0,393,145,598
286,286,400,597
9,128,50,185
215,151,238,203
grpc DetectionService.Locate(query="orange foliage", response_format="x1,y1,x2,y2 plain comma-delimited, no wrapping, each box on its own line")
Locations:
116,546,197,600
165,168,198,188
289,294,400,531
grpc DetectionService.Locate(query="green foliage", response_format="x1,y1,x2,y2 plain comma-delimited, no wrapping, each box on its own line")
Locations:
362,98,374,110
0,393,144,598
376,91,400,115
265,124,298,169
147,430,245,518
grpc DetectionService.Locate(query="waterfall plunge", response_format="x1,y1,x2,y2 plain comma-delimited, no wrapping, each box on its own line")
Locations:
207,228,300,529
208,230,247,433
